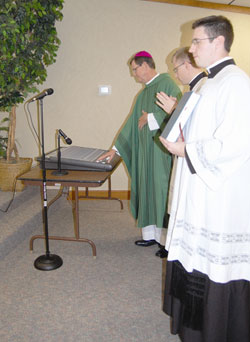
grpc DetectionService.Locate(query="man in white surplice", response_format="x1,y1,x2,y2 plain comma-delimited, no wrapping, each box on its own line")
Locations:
160,15,250,342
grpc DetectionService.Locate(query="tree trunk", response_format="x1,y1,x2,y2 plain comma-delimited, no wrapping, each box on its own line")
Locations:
6,106,19,162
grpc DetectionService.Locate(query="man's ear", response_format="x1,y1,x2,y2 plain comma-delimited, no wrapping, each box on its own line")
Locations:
184,60,190,70
214,35,225,49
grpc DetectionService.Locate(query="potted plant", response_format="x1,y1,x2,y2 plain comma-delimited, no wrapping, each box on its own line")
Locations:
0,0,64,191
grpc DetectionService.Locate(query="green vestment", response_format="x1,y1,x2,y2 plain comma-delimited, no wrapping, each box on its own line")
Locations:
115,73,181,228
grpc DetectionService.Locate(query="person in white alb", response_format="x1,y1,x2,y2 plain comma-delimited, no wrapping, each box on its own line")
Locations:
160,15,250,342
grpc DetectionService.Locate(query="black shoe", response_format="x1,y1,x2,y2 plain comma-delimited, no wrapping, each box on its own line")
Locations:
155,246,168,258
135,239,157,247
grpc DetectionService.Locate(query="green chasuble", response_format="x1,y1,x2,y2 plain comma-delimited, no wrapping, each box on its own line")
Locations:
115,73,181,228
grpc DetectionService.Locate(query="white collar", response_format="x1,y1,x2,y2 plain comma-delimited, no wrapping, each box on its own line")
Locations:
146,73,159,85
207,56,233,71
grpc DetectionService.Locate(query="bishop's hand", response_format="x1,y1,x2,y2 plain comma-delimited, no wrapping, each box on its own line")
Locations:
138,110,148,130
97,149,116,163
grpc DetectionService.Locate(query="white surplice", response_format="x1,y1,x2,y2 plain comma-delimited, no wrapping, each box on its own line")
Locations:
166,62,250,283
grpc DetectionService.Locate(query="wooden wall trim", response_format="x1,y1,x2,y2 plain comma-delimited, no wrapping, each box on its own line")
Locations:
69,190,131,200
142,0,250,15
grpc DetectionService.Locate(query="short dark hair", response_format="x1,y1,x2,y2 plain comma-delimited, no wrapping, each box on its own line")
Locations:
172,47,196,67
192,15,234,52
129,56,155,69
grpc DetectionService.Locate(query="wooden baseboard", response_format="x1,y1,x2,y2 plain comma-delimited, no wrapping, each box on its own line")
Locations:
69,190,130,200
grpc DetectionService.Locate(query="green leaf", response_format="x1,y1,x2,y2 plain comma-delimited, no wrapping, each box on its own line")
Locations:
0,0,64,110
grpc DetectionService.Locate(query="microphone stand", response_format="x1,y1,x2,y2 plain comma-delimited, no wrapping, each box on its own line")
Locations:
34,99,63,271
52,131,68,176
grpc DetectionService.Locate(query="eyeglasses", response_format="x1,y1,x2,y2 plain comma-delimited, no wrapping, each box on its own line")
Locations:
173,62,185,73
132,65,141,73
191,37,217,45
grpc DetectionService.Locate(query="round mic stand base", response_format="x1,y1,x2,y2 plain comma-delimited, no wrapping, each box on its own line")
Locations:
34,253,63,271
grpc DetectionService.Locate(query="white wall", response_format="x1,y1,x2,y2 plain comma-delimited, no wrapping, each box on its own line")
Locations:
4,0,250,189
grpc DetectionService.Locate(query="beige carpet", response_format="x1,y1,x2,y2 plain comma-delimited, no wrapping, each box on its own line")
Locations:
0,187,180,342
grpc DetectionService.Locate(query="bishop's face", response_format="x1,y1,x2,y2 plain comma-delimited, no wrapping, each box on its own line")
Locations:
189,26,218,68
131,60,148,84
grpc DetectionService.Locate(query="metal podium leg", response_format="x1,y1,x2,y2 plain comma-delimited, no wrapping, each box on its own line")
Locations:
72,187,96,257
30,186,97,258
79,176,124,209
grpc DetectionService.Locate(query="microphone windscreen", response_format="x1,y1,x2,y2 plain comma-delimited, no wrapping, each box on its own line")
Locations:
47,88,54,95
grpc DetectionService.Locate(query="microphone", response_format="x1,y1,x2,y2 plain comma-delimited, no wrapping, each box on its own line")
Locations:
58,129,72,145
27,88,54,102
